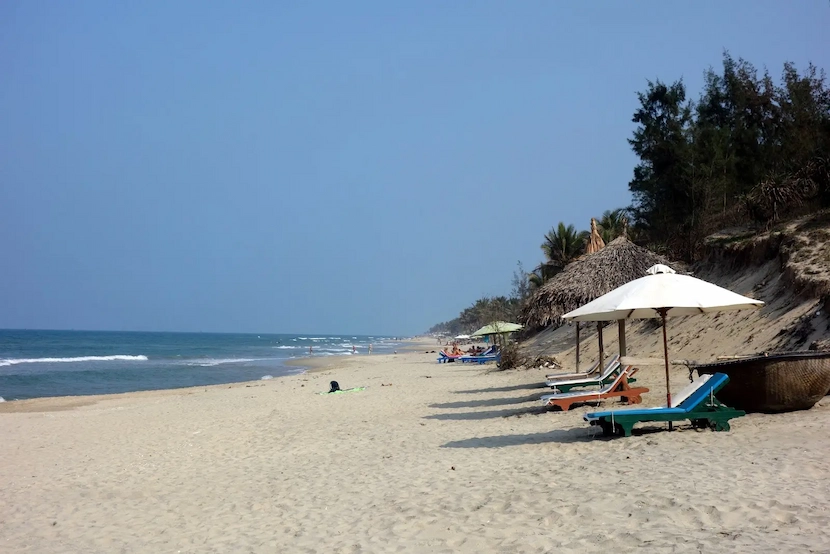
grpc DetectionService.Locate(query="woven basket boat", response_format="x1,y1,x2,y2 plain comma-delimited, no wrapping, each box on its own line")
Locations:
690,351,830,413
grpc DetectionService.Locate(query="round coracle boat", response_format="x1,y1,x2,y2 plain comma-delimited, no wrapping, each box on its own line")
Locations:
691,351,830,413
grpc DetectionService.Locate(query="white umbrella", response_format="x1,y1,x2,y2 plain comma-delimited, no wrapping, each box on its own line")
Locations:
454,334,471,340
563,264,764,408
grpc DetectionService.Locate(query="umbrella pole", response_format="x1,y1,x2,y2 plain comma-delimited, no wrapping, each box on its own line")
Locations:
575,323,580,371
618,319,626,357
659,308,673,431
597,322,604,369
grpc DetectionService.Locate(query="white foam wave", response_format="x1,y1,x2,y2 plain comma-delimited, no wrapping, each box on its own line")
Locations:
274,345,300,350
0,355,148,367
186,358,257,367
261,375,274,380
0,397,5,402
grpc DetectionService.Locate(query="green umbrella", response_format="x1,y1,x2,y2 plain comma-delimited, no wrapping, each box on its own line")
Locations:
470,321,523,337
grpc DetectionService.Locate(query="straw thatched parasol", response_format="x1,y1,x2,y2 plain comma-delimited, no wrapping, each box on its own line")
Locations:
522,237,670,330
585,218,605,254
522,236,672,369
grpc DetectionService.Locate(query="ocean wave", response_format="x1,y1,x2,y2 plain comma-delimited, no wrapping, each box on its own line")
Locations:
274,345,300,350
185,358,258,367
261,375,274,380
0,397,4,402
0,355,149,367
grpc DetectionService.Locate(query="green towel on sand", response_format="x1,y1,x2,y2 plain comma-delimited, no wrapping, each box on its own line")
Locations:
318,387,366,395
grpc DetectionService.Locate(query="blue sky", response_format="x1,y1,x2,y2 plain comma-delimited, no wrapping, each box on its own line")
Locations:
1,2,828,336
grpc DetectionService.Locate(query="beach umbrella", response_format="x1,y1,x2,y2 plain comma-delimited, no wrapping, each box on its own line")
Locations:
454,334,471,340
562,264,764,408
521,236,671,369
470,321,523,337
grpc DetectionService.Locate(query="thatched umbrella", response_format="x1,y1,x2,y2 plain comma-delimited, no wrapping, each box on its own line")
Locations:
585,218,605,254
521,236,671,368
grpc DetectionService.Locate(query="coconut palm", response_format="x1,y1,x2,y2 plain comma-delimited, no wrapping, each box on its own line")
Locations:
538,222,589,281
597,208,629,244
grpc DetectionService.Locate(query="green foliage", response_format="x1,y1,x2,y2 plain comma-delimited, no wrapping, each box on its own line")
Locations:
430,53,830,338
510,260,532,302
536,222,589,283
427,296,521,336
597,208,629,244
629,53,830,259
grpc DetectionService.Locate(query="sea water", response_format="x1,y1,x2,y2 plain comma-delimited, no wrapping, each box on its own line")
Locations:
0,330,404,401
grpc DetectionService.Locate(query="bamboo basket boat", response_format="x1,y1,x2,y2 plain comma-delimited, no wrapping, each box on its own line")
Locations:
690,351,830,413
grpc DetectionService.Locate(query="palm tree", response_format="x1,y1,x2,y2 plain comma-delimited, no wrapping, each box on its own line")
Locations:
538,222,588,281
597,208,629,244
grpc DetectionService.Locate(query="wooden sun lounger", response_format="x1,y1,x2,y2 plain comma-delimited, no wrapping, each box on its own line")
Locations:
583,373,745,437
540,367,648,411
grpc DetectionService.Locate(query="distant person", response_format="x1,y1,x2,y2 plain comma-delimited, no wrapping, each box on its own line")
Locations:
352,345,356,354
368,344,373,354
309,345,313,355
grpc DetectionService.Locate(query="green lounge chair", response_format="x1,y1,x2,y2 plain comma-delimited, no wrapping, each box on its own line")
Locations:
583,373,745,437
545,355,622,392
545,357,601,380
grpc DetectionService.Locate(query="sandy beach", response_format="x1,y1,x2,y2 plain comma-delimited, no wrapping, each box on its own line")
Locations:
2,339,829,553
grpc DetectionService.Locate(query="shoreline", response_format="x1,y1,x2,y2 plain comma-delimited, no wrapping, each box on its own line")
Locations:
0,338,435,413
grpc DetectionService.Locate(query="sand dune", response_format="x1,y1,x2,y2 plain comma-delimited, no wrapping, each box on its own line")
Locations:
2,342,830,553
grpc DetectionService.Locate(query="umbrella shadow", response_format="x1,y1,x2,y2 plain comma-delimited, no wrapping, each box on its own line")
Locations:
453,382,548,394
423,405,549,421
428,393,543,409
441,428,596,448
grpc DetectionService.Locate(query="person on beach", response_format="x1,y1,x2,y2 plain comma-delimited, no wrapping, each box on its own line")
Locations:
368,344,373,354
352,345,356,354
309,345,313,354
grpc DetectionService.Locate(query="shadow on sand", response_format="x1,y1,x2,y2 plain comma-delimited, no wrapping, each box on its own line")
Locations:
423,405,550,420
441,428,598,448
453,382,549,394
428,393,543,409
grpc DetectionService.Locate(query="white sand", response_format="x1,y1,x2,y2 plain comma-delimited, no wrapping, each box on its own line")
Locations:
2,343,830,553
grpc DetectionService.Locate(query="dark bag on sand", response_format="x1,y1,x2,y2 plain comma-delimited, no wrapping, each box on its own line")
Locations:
328,381,341,393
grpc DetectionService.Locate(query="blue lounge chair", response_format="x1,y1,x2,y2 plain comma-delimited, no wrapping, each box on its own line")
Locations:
437,350,463,363
583,373,745,437
459,346,497,364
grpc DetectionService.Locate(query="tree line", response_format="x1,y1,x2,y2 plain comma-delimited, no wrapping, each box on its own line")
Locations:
429,53,830,334
629,52,830,260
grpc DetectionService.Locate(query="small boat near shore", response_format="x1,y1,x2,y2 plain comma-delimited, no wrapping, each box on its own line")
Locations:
689,351,830,413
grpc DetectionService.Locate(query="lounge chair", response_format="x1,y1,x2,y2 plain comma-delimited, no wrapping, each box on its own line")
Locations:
545,355,622,392
459,352,500,364
540,367,648,411
544,354,630,382
437,350,463,363
583,373,745,437
459,346,498,364
545,358,601,380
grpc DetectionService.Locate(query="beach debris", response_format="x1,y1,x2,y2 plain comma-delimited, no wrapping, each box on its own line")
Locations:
450,466,455,470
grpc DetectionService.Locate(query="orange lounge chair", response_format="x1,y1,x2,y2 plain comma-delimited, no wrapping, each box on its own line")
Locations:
540,367,648,411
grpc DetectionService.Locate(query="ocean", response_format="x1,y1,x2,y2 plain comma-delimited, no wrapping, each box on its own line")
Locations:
0,330,405,401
